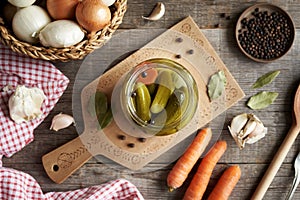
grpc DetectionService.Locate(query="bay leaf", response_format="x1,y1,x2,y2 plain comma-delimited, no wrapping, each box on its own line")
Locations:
252,70,280,89
208,70,227,101
247,91,278,110
88,91,108,117
88,91,113,129
97,108,113,129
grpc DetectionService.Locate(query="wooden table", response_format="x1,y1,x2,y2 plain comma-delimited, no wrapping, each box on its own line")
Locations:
3,1,300,199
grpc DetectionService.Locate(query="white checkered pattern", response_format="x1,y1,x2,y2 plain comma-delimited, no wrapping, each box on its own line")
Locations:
0,45,69,158
0,167,144,200
0,45,144,200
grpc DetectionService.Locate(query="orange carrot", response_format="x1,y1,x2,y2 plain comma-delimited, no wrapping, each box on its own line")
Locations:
207,165,241,200
135,62,158,85
183,140,227,200
167,128,212,192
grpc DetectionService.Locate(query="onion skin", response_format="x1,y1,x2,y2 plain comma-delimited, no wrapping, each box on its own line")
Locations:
12,5,51,44
8,0,36,8
39,20,85,48
76,0,111,35
47,0,79,20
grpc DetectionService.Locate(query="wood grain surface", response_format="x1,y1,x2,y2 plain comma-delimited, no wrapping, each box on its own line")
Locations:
3,0,300,199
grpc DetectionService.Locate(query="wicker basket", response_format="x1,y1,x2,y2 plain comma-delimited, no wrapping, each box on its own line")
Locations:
0,0,127,62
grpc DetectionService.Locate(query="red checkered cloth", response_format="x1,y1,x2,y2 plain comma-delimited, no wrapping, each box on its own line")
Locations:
0,167,144,200
0,46,69,158
0,45,144,200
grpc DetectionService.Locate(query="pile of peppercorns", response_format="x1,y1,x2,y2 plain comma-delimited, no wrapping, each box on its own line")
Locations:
237,8,294,61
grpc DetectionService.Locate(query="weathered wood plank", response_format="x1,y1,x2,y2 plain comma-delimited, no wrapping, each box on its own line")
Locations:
121,0,300,29
2,4,300,198
2,162,298,200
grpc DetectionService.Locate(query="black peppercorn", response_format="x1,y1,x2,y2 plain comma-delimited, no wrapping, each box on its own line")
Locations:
137,138,146,143
127,143,135,148
187,49,194,54
118,135,126,140
175,37,183,43
238,8,293,60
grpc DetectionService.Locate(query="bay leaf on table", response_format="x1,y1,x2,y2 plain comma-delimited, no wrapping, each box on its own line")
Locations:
252,70,280,89
208,70,227,101
247,91,279,110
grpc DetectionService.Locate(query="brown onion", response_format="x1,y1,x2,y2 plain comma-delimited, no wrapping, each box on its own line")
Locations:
76,0,111,35
47,0,79,20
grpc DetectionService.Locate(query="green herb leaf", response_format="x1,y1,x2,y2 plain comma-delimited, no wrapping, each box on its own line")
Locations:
208,70,227,101
252,70,280,89
97,108,113,129
88,91,108,117
88,91,113,129
247,91,278,110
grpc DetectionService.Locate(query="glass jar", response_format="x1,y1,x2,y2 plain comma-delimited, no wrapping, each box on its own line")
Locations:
112,58,198,137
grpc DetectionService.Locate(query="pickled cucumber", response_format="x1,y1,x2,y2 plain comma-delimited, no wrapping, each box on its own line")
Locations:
155,128,178,136
150,70,174,113
165,89,184,125
147,83,157,97
134,82,151,122
176,86,194,130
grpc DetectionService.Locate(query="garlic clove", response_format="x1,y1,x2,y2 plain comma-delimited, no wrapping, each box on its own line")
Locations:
249,120,265,136
239,118,257,139
142,2,165,21
228,113,267,149
246,126,267,144
230,113,248,134
50,113,75,131
228,126,243,149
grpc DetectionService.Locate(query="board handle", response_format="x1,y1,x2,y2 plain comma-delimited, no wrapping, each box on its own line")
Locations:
42,133,93,184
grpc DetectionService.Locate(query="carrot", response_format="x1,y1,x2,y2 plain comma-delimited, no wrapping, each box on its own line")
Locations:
167,128,212,192
207,165,241,200
135,62,158,85
183,140,227,200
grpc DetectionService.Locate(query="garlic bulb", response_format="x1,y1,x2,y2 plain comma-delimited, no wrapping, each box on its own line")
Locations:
8,0,36,8
50,113,75,131
39,20,85,48
12,5,51,44
9,85,46,124
228,113,267,149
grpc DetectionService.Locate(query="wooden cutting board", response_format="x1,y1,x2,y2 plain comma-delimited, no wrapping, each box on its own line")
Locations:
42,16,245,184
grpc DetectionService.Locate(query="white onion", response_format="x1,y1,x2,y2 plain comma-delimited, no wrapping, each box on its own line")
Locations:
101,0,116,6
12,5,51,44
39,20,85,48
8,0,36,8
